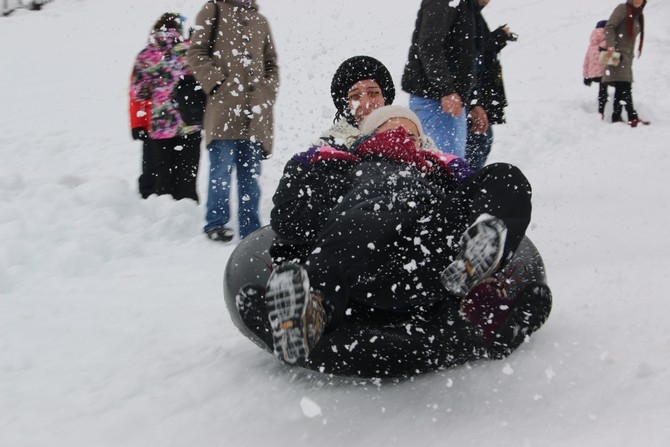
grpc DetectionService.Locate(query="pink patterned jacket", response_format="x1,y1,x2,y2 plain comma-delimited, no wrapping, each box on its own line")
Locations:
583,28,606,80
131,29,201,139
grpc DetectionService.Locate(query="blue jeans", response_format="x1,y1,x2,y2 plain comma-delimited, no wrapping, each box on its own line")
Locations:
410,95,467,158
204,139,262,239
465,126,493,171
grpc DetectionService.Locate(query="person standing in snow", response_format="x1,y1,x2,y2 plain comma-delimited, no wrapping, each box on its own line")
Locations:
603,0,648,126
464,0,515,170
187,0,279,242
264,105,538,366
131,13,202,202
582,20,610,119
402,0,489,158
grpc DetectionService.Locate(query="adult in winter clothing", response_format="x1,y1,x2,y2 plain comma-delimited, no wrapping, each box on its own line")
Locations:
128,89,157,198
465,0,515,170
131,13,202,202
603,0,647,126
583,20,610,119
402,0,489,157
265,105,534,365
316,55,438,152
187,0,279,241
316,56,395,150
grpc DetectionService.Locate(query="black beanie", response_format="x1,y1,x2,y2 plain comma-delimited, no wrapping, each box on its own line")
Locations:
330,56,396,126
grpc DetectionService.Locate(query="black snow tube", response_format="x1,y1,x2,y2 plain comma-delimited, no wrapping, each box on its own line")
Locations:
223,226,552,378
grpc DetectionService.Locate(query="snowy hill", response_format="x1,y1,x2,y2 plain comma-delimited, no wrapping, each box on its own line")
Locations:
1,0,669,445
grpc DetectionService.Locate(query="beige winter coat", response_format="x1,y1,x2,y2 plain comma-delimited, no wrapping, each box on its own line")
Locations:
187,1,279,155
602,1,642,84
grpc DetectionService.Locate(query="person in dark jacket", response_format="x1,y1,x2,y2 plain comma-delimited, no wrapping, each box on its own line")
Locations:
465,0,516,170
401,0,489,157
315,56,395,150
315,55,438,152
265,106,533,365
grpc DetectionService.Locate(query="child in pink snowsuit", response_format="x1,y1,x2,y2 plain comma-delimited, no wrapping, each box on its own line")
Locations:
583,20,609,118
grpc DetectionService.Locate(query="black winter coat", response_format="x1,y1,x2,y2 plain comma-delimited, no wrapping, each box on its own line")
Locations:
472,8,509,124
269,131,471,264
402,0,478,102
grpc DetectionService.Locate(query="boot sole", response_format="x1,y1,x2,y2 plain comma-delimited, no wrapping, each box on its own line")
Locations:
265,264,311,364
441,217,507,296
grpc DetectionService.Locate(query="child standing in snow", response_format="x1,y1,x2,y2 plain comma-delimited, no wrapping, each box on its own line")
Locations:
131,13,202,203
582,20,609,119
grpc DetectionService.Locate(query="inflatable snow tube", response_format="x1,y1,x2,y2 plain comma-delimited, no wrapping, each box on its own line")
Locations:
223,226,552,378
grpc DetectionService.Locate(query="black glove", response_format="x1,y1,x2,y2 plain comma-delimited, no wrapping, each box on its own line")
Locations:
583,78,592,86
132,127,148,140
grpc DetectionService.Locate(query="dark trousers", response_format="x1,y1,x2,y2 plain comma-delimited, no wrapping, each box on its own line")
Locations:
138,139,159,199
597,82,609,115
609,81,638,121
465,126,494,171
305,162,532,329
153,133,202,202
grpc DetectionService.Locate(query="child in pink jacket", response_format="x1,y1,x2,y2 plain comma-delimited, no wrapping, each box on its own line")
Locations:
583,20,610,119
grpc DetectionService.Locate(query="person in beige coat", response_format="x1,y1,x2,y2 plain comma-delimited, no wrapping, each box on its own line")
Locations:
188,0,279,241
602,0,647,126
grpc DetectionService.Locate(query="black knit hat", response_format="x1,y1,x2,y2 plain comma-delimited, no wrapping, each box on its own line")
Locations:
330,56,396,126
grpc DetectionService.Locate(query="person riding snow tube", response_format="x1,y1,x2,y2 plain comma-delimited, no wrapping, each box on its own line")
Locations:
223,225,552,379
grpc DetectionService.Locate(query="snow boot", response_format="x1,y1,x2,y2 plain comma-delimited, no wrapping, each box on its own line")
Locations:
628,118,650,127
441,214,507,298
265,263,326,364
206,226,234,242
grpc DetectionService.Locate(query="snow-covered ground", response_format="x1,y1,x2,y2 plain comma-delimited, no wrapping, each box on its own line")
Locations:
1,0,669,445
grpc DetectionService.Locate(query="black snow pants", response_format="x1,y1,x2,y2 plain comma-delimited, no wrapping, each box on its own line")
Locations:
153,132,201,202
304,162,532,330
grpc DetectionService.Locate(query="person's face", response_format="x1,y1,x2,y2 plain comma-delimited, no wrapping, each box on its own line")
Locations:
347,80,385,125
631,0,644,7
375,117,422,149
478,0,491,7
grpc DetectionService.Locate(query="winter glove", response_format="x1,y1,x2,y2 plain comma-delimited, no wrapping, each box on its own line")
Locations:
132,127,148,141
583,78,592,86
291,146,359,166
422,151,474,183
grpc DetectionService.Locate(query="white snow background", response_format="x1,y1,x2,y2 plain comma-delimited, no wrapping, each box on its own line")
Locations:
1,0,669,445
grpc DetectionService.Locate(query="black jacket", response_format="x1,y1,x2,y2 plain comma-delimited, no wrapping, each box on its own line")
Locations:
402,0,478,102
472,6,509,124
269,132,471,264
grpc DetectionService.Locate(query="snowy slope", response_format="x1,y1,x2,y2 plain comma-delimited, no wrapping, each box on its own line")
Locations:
1,0,669,446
